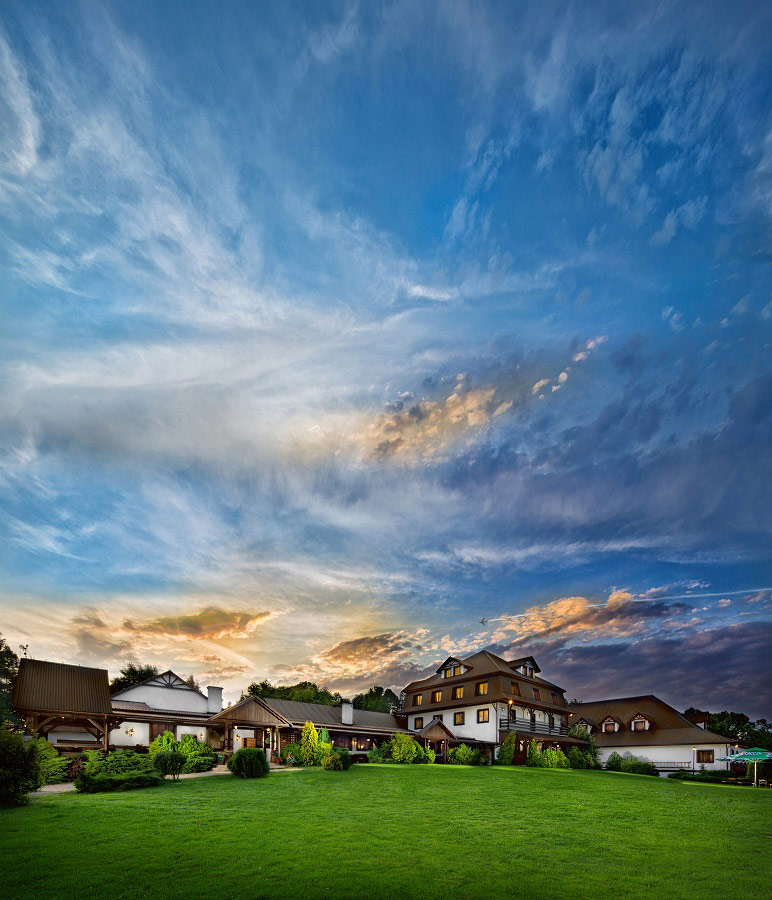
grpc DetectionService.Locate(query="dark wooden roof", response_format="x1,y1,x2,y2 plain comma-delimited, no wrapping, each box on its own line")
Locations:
259,698,407,734
209,696,289,727
415,718,455,741
14,658,112,715
569,696,731,746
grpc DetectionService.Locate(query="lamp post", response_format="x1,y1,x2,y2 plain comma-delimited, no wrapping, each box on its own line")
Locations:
692,747,696,774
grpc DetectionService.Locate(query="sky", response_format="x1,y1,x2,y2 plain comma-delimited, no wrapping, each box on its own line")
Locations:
1,1,771,718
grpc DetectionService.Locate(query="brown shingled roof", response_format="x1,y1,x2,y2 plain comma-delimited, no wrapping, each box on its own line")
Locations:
569,695,731,747
13,658,112,715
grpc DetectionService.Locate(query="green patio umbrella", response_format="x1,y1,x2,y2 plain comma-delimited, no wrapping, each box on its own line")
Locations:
718,748,772,785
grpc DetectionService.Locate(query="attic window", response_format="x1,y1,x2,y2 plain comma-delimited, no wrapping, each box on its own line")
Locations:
602,720,617,733
631,717,648,732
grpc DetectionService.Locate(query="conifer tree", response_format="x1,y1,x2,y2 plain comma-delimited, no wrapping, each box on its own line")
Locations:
300,721,319,766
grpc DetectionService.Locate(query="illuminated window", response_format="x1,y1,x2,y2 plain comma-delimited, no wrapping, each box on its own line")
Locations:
452,686,464,700
453,665,461,676
511,682,520,697
431,690,442,703
454,712,465,726
412,694,423,706
477,709,489,723
433,714,443,722
532,688,541,701
696,750,714,764
443,669,451,678
475,682,489,696
414,717,423,729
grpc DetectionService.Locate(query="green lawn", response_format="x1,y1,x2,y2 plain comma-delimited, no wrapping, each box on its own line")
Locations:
2,766,769,899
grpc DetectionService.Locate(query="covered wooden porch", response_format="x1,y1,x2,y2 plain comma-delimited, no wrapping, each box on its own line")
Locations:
208,696,290,759
414,718,496,763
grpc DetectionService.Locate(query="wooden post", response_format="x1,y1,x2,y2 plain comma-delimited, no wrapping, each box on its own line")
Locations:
103,716,109,751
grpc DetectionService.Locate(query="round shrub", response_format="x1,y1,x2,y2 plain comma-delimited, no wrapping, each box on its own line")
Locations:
337,748,352,769
605,751,623,771
390,733,421,764
153,750,186,780
0,729,41,806
567,747,587,769
228,747,269,778
321,751,344,770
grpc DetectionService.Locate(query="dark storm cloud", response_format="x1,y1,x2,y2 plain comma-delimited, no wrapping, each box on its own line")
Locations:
494,621,772,720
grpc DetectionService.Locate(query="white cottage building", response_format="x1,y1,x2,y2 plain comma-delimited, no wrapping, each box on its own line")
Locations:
568,695,739,771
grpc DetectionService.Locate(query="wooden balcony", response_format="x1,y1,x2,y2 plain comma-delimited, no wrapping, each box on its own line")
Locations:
499,717,568,736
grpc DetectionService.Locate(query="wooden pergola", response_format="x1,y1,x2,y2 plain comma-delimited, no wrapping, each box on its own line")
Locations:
13,658,122,750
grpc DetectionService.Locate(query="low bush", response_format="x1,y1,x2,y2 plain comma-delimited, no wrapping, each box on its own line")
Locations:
390,733,422,764
567,747,587,769
448,744,484,766
74,771,164,793
605,751,623,772
153,750,186,780
281,741,302,766
337,749,353,770
228,747,269,778
321,751,344,770
367,744,391,763
619,756,659,776
182,750,217,773
84,749,154,777
30,738,70,784
0,729,41,805
542,747,570,769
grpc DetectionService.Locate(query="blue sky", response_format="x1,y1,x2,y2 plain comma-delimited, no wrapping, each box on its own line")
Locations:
1,1,770,716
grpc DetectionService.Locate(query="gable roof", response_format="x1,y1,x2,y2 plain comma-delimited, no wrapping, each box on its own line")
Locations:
415,717,455,740
258,698,407,734
435,656,467,674
569,696,730,746
209,696,289,727
112,669,207,699
403,649,563,693
13,658,112,715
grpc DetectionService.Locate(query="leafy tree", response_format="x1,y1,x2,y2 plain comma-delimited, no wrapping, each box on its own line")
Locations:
707,710,772,750
496,732,518,765
109,663,159,695
184,674,200,691
153,750,186,780
245,679,342,706
352,686,401,714
0,634,21,729
300,721,319,766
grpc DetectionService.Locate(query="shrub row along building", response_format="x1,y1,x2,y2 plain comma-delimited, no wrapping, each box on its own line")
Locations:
13,650,738,771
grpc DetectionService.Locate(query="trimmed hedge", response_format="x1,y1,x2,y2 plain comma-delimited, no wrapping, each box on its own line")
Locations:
75,771,164,793
84,749,155,776
228,747,269,778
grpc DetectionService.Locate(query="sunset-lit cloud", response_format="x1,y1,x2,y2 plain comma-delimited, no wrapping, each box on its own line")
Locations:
0,3,770,719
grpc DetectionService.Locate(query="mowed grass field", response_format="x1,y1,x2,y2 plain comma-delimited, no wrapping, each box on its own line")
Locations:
2,765,769,899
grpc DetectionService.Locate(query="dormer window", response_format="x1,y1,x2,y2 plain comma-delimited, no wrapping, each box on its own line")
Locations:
442,663,463,678
576,719,592,733
630,715,650,732
412,694,423,707
431,690,442,703
601,717,618,733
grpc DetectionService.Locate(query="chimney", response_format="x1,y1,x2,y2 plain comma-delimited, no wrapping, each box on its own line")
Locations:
341,700,353,726
207,686,223,713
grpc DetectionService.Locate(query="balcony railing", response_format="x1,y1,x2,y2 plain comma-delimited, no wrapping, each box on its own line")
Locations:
499,717,568,736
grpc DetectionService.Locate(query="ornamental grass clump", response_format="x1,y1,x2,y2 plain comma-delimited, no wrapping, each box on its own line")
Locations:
228,747,269,778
